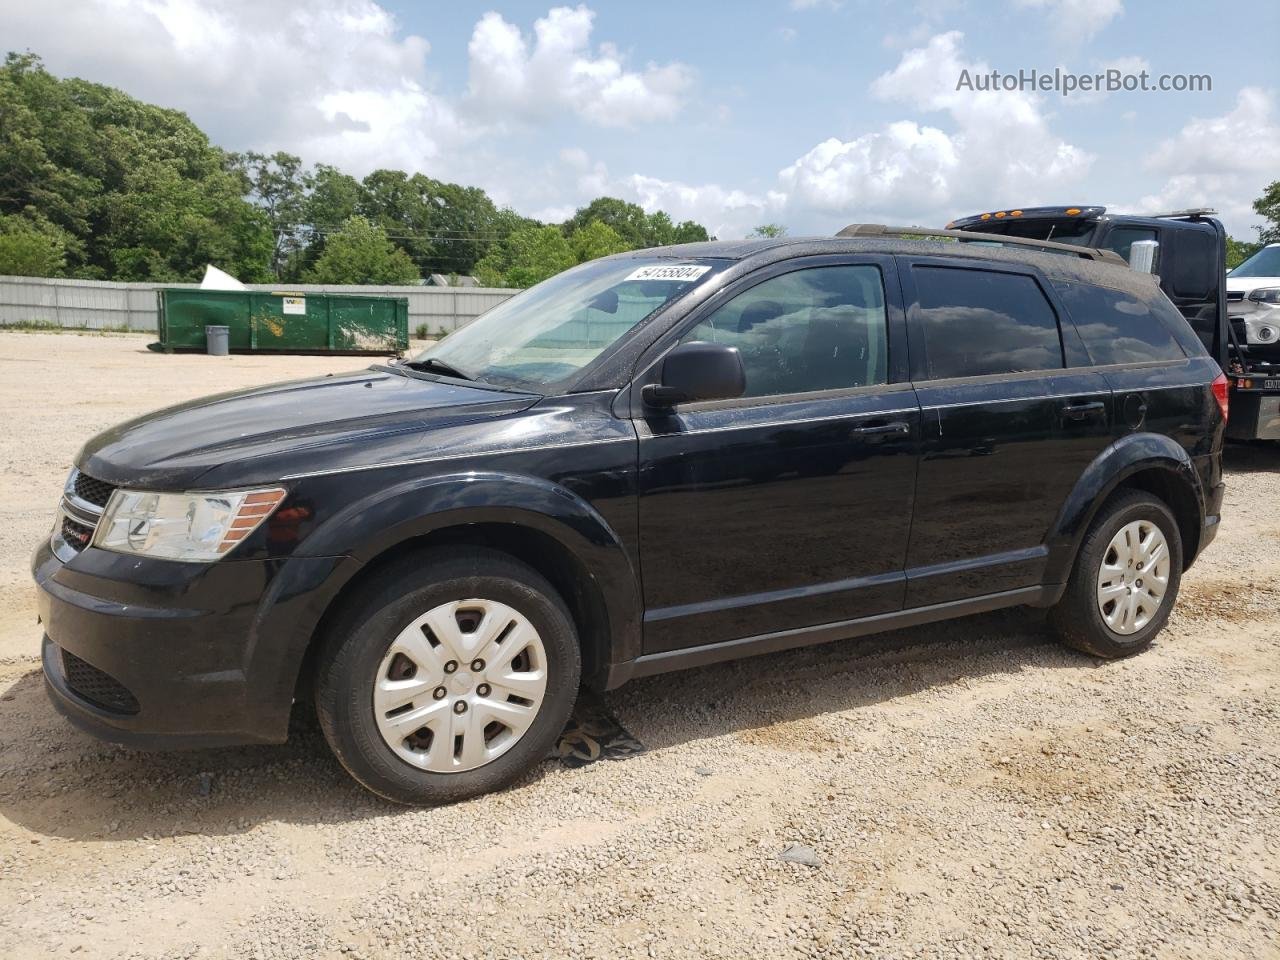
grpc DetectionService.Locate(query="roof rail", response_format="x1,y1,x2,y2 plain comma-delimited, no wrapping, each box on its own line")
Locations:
836,223,1129,266
1143,207,1218,220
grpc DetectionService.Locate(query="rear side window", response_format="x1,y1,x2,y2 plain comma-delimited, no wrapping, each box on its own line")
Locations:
912,266,1064,379
1053,281,1187,365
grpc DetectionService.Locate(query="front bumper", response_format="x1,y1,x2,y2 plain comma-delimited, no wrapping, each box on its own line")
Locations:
33,538,349,749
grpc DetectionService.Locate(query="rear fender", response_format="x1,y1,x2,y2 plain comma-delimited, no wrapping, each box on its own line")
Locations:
1043,433,1203,586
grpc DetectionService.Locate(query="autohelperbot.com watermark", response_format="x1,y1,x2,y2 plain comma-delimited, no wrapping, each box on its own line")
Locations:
956,67,1212,97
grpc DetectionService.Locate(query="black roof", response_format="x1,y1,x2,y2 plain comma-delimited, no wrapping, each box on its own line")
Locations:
612,235,1159,299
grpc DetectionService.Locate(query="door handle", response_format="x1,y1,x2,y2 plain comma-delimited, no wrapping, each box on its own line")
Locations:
851,421,911,436
1060,401,1105,421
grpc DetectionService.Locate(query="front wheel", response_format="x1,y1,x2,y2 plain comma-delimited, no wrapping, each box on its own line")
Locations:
1050,490,1183,659
315,548,581,805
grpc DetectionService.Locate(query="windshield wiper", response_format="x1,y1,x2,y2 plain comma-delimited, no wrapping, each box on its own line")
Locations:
401,357,474,381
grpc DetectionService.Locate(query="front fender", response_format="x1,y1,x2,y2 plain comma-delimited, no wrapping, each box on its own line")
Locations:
296,469,643,664
1043,432,1203,586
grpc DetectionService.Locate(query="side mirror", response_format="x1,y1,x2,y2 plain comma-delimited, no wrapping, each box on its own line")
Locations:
1128,239,1159,274
642,340,746,408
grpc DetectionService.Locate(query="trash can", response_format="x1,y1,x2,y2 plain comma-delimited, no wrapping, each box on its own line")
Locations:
205,325,230,356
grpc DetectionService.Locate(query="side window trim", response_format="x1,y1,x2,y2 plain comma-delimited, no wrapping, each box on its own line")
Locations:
895,255,1079,382
629,254,909,413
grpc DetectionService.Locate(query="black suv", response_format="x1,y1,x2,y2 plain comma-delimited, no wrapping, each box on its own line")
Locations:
34,232,1227,804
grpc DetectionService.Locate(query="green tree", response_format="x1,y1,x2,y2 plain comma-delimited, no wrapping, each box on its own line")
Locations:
0,53,272,281
0,53,97,261
283,163,365,279
475,225,574,287
1254,180,1280,244
230,151,306,277
1227,235,1262,270
564,197,651,248
569,219,628,263
0,215,67,276
306,215,418,284
748,223,787,238
422,179,502,275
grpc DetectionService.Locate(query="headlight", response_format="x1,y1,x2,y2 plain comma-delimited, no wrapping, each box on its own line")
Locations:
1247,287,1280,304
93,487,287,562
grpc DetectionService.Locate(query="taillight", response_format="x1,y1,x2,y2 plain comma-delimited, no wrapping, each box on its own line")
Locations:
1211,372,1229,423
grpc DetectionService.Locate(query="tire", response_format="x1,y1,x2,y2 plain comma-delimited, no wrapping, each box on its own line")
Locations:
1050,490,1183,659
314,547,581,805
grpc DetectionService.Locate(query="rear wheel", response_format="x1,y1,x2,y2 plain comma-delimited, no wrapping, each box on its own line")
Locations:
1050,490,1183,659
315,548,580,805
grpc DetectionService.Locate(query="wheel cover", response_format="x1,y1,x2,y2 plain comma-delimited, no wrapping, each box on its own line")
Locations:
1096,520,1171,636
372,599,549,773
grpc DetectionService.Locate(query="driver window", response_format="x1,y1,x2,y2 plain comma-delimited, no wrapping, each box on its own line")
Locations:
682,265,888,398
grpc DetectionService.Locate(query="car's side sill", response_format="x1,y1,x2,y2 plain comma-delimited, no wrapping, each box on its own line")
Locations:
605,585,1055,689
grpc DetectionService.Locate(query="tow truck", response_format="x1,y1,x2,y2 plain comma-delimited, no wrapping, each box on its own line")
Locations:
943,206,1280,441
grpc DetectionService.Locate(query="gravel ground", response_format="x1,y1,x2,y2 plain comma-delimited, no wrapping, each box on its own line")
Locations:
1,331,1278,960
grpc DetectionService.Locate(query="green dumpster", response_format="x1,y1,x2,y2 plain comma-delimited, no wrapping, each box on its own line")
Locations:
151,289,409,355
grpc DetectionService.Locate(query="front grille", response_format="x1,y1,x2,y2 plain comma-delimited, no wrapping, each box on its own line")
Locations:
60,515,95,550
1227,291,1245,302
61,650,140,714
53,470,112,558
72,471,116,508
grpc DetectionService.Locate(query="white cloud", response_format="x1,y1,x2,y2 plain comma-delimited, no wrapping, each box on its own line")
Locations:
623,175,786,239
1013,0,1124,38
1063,55,1151,106
779,32,1093,223
1137,87,1280,236
466,6,693,127
3,0,692,181
523,150,782,238
2,0,469,176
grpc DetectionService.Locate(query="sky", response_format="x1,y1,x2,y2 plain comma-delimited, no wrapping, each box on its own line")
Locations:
4,0,1278,239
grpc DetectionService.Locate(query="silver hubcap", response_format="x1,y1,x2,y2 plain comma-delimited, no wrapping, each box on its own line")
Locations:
373,599,548,773
1096,520,1171,636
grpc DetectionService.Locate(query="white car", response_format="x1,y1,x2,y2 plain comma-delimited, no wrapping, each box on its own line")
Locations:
1228,243,1280,353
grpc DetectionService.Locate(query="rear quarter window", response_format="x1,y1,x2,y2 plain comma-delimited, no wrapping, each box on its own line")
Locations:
912,266,1064,380
1053,280,1188,365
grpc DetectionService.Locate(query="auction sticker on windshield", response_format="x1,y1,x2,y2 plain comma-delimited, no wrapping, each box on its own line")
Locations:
624,264,712,282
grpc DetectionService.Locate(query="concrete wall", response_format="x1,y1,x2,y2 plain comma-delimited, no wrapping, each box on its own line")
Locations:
0,276,520,335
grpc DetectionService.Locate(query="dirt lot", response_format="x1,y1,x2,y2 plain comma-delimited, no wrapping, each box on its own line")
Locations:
1,331,1278,960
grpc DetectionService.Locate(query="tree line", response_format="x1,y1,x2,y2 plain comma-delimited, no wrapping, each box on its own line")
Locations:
0,53,711,288
1,52,1275,286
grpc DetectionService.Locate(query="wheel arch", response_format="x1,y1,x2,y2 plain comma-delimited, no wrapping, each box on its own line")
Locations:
285,471,642,710
1045,433,1205,584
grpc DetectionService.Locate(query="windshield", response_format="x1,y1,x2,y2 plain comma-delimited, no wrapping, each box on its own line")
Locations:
411,257,726,390
1230,245,1280,278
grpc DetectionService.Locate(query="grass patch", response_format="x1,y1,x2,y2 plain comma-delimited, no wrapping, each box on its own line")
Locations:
412,323,450,340
0,320,139,334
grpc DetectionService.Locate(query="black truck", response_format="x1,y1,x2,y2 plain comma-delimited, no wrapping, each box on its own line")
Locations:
943,205,1279,440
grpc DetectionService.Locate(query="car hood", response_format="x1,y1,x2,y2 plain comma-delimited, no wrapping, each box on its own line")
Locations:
77,368,540,489
1227,275,1280,293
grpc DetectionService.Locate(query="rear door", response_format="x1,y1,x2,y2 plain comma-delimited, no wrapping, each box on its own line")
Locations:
899,258,1114,607
1053,279,1204,448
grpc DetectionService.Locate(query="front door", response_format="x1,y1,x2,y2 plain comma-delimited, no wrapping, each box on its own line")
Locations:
634,257,920,654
